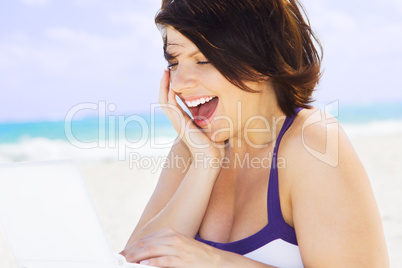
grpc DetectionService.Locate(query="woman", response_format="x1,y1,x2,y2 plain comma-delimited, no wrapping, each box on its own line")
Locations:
121,0,389,267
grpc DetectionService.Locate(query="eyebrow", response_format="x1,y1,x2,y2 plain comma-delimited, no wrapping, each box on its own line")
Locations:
164,43,202,61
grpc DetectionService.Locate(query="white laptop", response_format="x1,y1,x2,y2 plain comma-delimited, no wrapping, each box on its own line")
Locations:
0,160,154,268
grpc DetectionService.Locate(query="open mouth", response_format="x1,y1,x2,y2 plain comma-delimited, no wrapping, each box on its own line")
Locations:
185,96,219,127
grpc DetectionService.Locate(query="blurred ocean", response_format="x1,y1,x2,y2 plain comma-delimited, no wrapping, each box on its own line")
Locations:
1,102,401,162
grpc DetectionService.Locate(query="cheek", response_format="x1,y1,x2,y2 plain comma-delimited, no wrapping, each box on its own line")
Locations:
218,98,242,124
199,68,230,89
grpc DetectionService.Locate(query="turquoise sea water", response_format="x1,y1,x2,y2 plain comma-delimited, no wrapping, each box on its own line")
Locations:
0,102,401,162
335,102,402,124
1,102,402,144
0,111,176,145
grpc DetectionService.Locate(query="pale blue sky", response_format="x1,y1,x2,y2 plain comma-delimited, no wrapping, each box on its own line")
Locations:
0,0,401,122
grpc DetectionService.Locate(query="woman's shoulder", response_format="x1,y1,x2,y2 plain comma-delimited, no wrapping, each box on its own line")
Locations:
278,109,389,266
279,107,362,183
278,107,376,221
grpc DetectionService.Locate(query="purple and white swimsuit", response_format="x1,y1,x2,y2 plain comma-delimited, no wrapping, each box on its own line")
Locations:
196,110,304,267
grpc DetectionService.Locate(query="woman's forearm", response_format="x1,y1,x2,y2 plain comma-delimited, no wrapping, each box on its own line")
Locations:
126,162,220,246
217,249,278,268
122,227,279,267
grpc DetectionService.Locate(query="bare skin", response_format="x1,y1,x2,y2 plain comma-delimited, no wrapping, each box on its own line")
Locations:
121,28,389,267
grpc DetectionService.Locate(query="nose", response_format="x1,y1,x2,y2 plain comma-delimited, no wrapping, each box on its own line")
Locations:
169,65,198,93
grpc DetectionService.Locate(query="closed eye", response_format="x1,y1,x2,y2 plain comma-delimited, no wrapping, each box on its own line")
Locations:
168,61,209,70
167,62,178,70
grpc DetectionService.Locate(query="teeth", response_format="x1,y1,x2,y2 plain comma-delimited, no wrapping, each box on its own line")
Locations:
185,96,215,107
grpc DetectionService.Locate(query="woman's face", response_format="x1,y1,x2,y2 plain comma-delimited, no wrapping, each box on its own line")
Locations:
166,27,279,145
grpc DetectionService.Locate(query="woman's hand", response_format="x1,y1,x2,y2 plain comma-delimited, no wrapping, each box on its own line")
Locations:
121,228,220,268
122,228,275,268
159,69,225,161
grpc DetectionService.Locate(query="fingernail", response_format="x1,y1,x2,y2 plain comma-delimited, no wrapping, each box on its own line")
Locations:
140,260,150,265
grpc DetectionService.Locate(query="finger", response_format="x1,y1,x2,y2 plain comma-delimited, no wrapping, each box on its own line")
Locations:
124,242,179,264
122,228,177,259
159,71,191,124
163,87,199,137
140,255,180,268
166,84,190,118
166,84,179,106
156,68,194,126
159,69,170,104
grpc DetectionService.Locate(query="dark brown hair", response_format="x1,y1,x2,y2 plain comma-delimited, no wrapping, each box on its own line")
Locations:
155,0,322,116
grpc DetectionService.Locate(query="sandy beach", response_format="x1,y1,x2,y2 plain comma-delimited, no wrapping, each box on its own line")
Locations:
0,131,401,267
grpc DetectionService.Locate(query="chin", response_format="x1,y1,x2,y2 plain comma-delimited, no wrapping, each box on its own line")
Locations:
204,128,230,144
